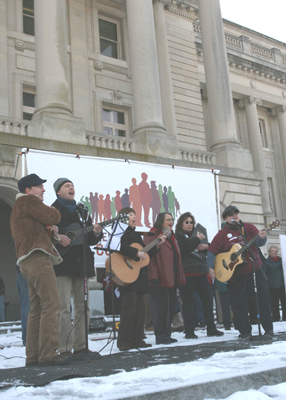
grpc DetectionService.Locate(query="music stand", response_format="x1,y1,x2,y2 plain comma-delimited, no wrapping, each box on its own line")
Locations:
92,216,128,357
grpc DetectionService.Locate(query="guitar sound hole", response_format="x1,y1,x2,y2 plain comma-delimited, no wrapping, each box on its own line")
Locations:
134,256,140,262
67,232,76,241
230,253,238,262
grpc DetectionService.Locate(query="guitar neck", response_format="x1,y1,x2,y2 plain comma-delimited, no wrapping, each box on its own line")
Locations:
237,229,266,256
142,236,162,254
72,217,125,238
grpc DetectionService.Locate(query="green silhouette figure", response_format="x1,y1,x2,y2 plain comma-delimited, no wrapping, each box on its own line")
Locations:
158,184,164,212
80,195,92,215
111,197,116,218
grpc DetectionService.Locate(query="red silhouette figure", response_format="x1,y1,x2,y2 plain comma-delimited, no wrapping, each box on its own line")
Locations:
129,178,143,226
105,194,112,220
89,192,99,222
115,190,122,212
139,172,152,228
98,194,106,222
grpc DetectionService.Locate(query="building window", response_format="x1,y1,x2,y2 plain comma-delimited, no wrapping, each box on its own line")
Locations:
23,90,36,120
259,119,268,148
23,0,34,36
99,18,120,59
102,108,127,137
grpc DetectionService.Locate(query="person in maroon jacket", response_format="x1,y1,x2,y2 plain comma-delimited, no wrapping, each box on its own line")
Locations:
207,205,273,339
144,212,186,345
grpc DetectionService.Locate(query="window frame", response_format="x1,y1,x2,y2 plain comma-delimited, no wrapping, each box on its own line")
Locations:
22,86,36,121
259,119,268,148
98,16,121,60
102,106,129,138
22,0,35,36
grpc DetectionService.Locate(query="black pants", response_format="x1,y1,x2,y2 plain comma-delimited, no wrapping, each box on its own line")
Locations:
219,291,231,329
117,291,145,347
148,286,176,344
269,286,286,321
227,268,273,334
180,275,215,334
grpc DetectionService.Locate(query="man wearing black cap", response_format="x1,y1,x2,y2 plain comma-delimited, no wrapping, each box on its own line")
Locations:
207,205,273,339
10,173,69,366
52,178,103,358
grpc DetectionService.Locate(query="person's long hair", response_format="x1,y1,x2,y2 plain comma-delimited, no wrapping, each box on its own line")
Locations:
175,212,196,234
154,212,173,232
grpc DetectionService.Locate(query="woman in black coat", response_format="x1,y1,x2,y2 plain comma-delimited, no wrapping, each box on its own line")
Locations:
175,212,223,338
117,207,164,351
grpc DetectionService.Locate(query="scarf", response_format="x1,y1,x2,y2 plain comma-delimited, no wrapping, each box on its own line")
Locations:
57,196,77,213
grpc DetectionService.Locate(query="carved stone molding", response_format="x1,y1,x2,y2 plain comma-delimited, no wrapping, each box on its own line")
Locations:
94,60,132,78
167,0,198,20
271,105,286,117
153,0,172,7
14,39,35,52
0,149,15,165
238,96,262,109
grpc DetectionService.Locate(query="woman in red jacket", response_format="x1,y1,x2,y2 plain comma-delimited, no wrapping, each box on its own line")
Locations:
144,212,186,345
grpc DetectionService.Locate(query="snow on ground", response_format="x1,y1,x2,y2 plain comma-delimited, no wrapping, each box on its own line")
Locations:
0,322,286,400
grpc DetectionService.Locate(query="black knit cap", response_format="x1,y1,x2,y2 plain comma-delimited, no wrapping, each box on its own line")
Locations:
222,205,240,220
18,174,46,193
53,178,73,194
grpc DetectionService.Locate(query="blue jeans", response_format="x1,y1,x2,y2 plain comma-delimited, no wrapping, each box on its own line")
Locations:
0,294,5,322
17,272,30,345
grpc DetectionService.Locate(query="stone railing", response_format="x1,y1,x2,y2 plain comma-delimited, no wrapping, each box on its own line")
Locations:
180,149,216,164
0,119,29,136
86,132,135,153
225,34,243,50
251,44,274,60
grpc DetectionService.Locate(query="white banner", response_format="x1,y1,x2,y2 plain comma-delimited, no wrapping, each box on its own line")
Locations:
25,149,219,267
279,235,286,290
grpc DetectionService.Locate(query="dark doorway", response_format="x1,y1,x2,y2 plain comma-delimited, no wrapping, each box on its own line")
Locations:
0,199,20,321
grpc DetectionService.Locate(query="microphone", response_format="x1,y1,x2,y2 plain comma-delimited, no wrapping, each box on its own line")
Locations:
77,201,88,210
231,219,240,225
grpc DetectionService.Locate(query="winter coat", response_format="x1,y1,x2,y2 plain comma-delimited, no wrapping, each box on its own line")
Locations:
264,256,284,289
119,226,158,295
10,193,62,266
144,228,186,288
175,230,207,274
52,199,103,278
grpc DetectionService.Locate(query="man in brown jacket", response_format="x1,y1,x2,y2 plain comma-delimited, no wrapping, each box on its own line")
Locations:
10,173,70,367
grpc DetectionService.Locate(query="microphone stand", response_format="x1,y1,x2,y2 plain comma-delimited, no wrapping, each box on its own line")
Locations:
232,220,272,342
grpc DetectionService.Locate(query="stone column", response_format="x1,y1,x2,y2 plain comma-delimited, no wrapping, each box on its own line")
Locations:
240,96,272,217
34,0,71,115
198,0,240,148
126,0,179,157
32,0,85,144
273,106,286,177
153,0,177,137
0,0,9,116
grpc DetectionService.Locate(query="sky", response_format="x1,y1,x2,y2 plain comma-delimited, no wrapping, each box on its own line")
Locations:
219,0,286,44
1,322,286,400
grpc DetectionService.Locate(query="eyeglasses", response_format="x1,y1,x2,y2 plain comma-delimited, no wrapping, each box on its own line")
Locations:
228,212,238,217
165,218,174,222
184,221,194,224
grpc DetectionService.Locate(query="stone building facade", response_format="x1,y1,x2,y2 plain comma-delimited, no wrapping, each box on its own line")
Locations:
1,0,286,319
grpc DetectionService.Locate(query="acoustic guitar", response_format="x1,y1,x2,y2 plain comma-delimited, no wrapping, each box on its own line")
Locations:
214,219,280,282
57,214,129,256
105,229,171,286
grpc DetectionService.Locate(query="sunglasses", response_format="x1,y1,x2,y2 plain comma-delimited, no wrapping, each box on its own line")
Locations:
184,221,194,224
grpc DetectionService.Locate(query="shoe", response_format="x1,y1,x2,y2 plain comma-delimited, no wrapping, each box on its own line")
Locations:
132,341,152,348
264,329,274,337
170,338,178,343
58,351,72,359
198,322,206,328
156,339,172,345
117,341,132,351
207,328,224,337
73,348,92,356
26,360,38,367
39,354,72,367
238,332,252,339
185,333,198,339
224,327,231,331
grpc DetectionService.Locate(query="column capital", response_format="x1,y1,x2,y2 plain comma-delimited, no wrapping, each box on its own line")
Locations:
270,105,286,117
238,96,262,109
